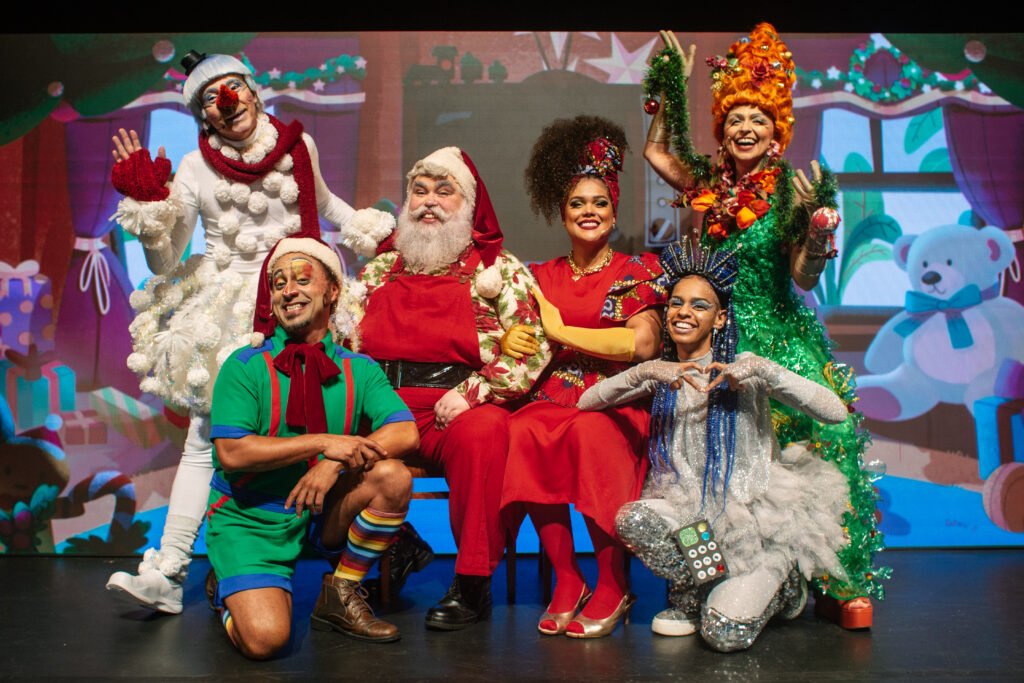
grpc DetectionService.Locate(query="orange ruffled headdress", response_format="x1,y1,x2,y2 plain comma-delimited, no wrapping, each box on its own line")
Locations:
708,23,796,153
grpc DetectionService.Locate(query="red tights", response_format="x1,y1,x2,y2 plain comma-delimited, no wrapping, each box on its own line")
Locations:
527,503,627,619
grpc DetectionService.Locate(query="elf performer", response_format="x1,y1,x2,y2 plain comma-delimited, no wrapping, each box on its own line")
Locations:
206,234,418,658
584,242,851,651
106,50,394,613
339,147,551,630
641,24,886,628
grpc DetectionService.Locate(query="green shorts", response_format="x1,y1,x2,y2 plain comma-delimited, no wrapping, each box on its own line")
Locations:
205,488,312,607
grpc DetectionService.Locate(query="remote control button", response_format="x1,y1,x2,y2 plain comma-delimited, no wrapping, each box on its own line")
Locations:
707,567,716,576
697,522,707,532
697,570,706,580
698,545,706,554
703,557,712,566
712,553,721,562
717,564,725,572
708,541,717,550
688,549,698,559
693,561,702,569
701,532,710,541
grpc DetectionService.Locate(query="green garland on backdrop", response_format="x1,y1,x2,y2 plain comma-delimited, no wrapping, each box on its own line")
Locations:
797,41,979,103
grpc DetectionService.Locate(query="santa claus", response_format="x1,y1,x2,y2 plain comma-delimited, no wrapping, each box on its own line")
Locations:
341,147,550,630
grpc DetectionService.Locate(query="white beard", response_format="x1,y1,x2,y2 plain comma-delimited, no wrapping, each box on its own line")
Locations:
394,201,474,274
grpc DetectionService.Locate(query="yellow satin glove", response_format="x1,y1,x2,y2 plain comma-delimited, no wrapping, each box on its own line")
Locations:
532,287,635,362
500,324,541,359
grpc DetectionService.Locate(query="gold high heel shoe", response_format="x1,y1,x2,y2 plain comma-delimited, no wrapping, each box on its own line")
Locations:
565,593,636,639
538,585,592,636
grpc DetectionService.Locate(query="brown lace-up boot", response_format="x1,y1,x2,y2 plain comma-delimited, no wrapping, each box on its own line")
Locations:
311,574,400,643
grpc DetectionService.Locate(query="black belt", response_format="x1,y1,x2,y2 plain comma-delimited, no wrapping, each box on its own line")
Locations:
380,360,474,389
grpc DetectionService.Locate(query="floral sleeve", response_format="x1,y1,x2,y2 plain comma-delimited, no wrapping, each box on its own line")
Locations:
456,251,551,407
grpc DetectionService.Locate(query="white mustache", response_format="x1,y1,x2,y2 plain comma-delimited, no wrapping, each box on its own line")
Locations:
410,204,450,222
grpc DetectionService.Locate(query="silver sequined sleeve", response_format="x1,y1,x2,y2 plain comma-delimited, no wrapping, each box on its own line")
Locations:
734,354,847,424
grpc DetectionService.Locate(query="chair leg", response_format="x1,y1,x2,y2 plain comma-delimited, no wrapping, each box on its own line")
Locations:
538,541,552,605
379,553,392,605
505,528,516,605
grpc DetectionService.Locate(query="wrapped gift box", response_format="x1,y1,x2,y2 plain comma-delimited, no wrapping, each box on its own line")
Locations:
59,409,108,445
0,349,76,430
974,396,1024,479
0,260,55,356
88,386,170,448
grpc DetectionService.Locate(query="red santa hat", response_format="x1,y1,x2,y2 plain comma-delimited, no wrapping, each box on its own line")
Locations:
393,147,503,268
250,234,344,346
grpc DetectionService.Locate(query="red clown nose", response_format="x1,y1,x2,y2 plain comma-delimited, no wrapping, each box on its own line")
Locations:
216,83,239,112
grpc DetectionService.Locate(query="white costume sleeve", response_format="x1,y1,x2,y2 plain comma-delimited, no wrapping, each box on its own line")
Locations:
304,133,356,229
577,360,680,410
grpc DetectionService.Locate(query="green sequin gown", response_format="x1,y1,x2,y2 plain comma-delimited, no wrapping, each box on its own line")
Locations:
713,205,886,601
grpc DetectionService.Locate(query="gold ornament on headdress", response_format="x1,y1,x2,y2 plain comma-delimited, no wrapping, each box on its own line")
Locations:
707,23,796,153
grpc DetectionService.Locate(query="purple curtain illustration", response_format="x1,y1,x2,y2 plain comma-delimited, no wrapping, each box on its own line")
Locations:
56,111,150,394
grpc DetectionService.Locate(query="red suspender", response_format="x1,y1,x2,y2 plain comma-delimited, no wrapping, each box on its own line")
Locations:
261,351,281,437
342,358,354,435
208,351,279,519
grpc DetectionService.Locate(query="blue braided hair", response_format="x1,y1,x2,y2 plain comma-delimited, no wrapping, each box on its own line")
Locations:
647,242,740,508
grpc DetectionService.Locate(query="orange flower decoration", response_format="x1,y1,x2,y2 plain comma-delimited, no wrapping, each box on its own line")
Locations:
707,222,729,240
749,199,770,217
735,207,757,230
690,190,717,212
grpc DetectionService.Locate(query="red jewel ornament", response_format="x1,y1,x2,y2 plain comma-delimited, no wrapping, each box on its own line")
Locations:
811,206,841,231
643,98,660,115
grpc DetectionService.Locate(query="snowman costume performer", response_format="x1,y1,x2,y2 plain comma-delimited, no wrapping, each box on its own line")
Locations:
105,50,393,613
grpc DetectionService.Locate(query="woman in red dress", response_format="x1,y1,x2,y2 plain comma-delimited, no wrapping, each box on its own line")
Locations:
500,116,666,638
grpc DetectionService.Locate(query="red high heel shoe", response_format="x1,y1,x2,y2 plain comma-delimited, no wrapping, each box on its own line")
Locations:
815,594,873,630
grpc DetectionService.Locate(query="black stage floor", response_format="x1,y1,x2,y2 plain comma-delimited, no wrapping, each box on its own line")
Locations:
2,549,1022,681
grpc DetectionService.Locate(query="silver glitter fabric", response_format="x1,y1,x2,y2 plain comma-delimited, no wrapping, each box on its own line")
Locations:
616,502,693,585
699,570,804,652
669,580,702,620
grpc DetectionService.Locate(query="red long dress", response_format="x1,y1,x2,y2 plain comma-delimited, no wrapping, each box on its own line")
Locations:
501,252,665,536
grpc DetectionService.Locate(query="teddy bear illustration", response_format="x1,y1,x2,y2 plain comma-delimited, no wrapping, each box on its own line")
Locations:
858,224,1024,421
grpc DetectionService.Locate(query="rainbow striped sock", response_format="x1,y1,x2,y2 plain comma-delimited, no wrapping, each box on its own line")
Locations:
334,507,406,582
221,608,238,646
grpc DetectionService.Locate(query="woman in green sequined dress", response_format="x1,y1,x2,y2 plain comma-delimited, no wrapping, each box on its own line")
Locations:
642,24,885,629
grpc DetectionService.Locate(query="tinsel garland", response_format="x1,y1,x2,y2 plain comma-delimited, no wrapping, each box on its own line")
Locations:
643,48,712,182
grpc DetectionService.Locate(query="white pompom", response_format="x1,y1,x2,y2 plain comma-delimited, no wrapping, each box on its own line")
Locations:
194,324,222,351
208,136,222,151
126,352,152,373
345,279,368,302
220,146,240,161
247,332,266,349
232,300,253,318
475,264,502,299
186,365,211,388
275,154,293,172
247,191,268,215
211,243,233,268
214,180,232,203
129,288,153,311
230,183,251,205
280,178,299,204
219,213,240,236
235,233,258,253
263,227,286,248
262,171,284,193
140,377,162,395
284,215,302,234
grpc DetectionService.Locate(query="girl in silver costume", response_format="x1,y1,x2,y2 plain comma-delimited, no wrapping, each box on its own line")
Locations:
579,243,852,651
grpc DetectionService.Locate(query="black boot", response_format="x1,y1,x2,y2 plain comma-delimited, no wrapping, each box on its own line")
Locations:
365,522,435,600
424,575,492,631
